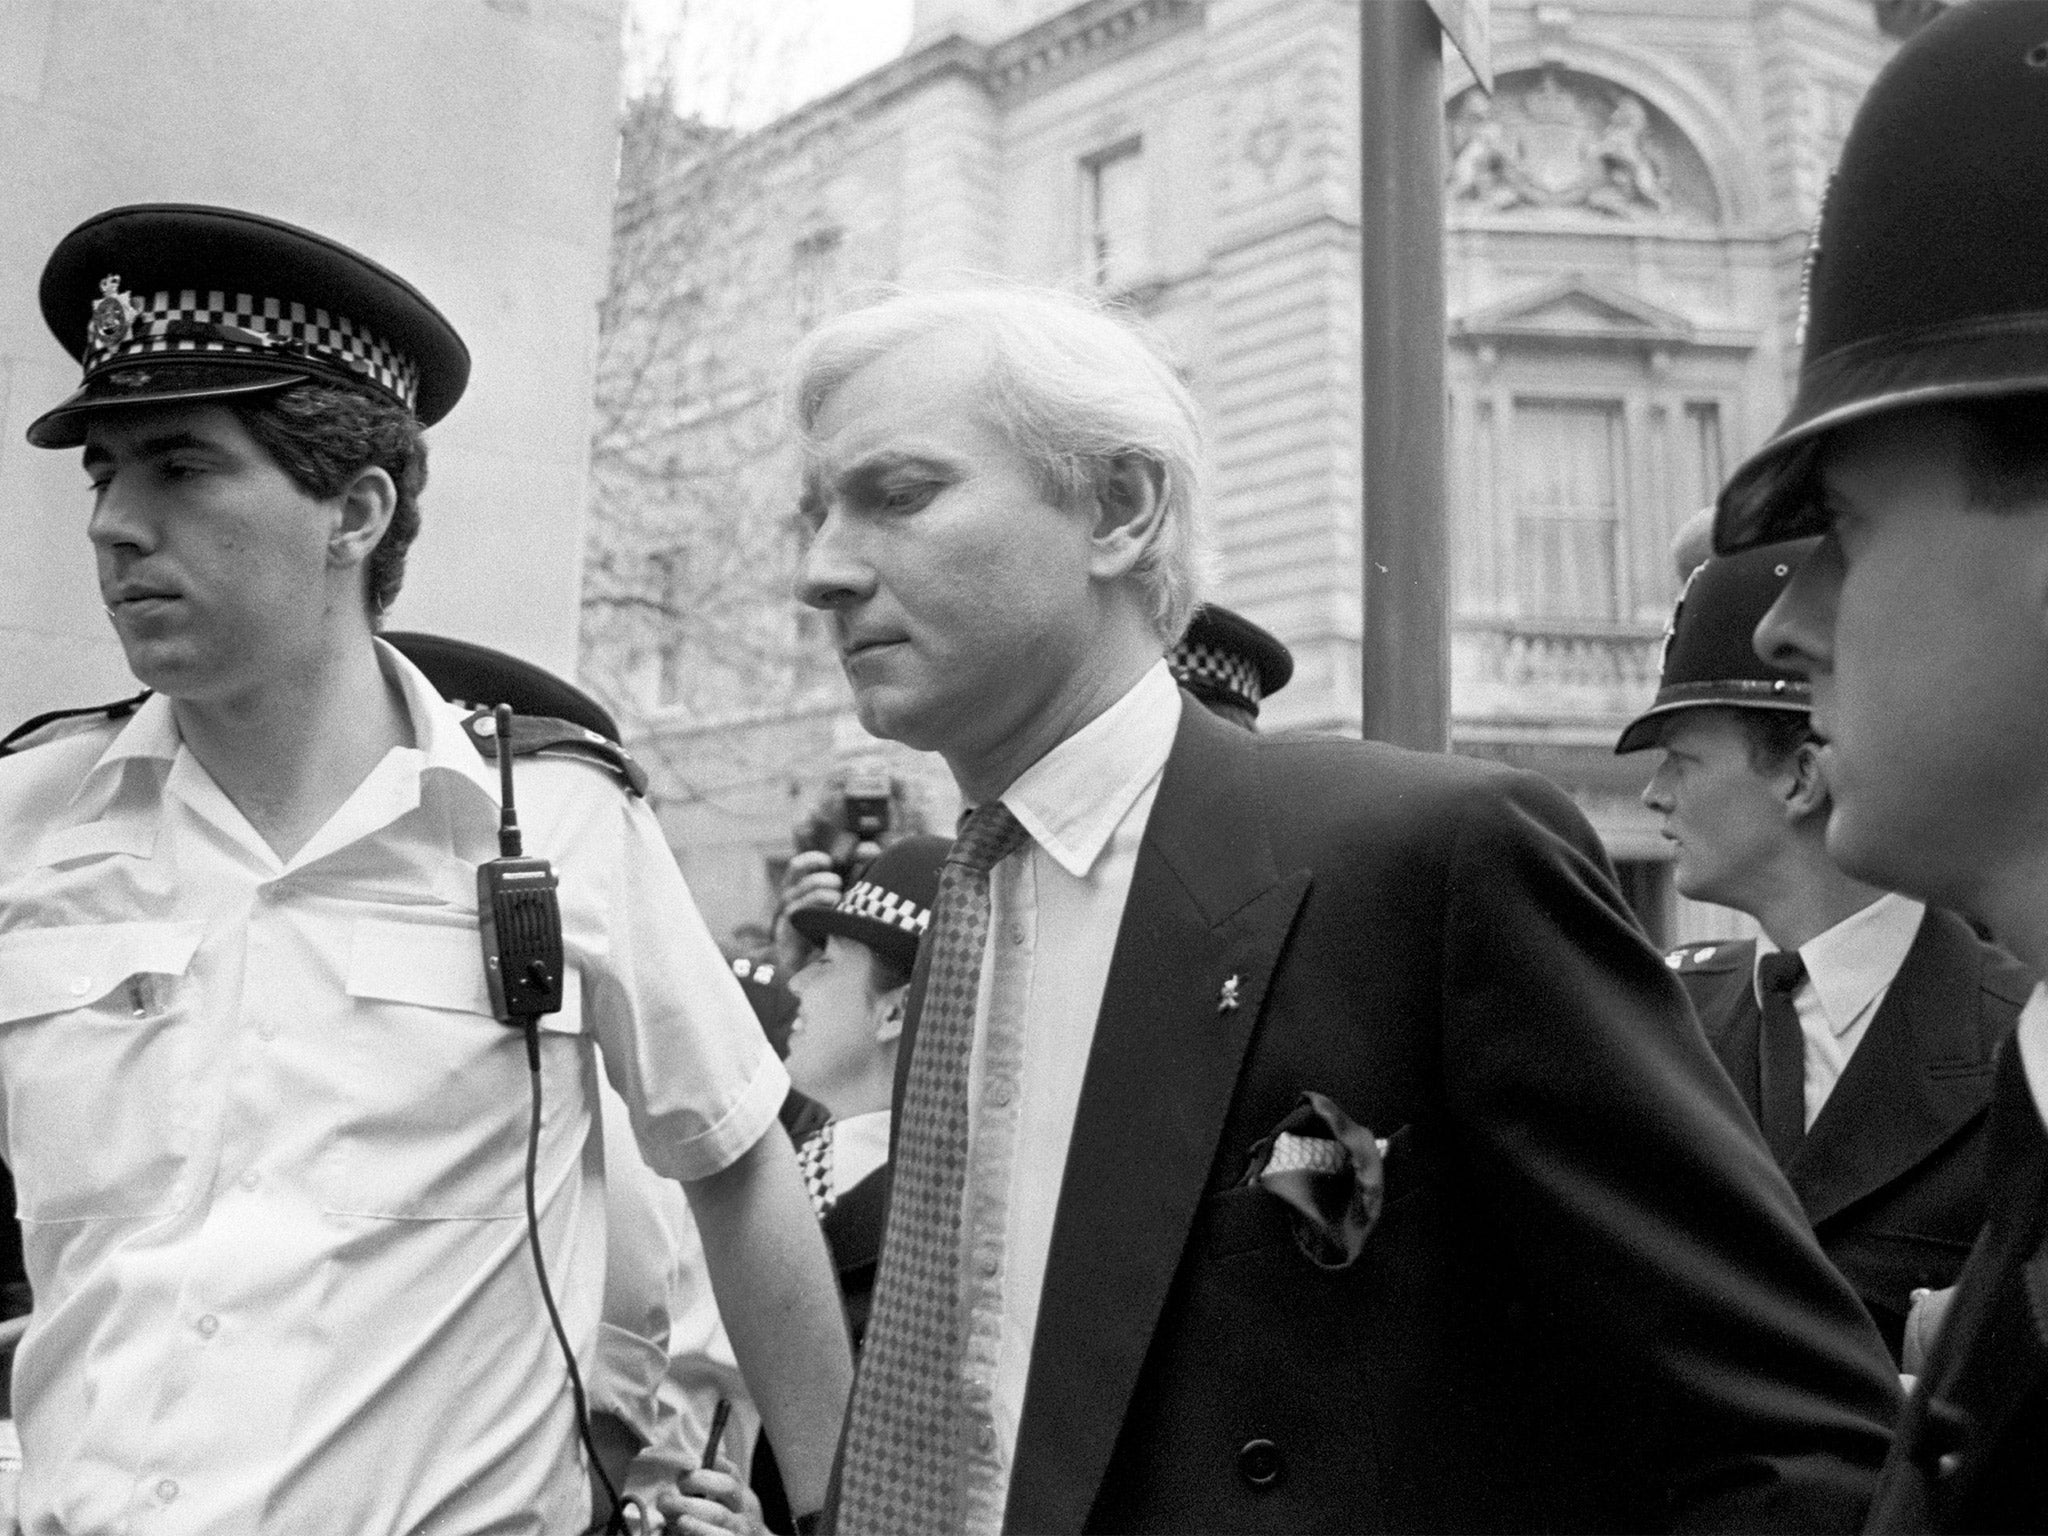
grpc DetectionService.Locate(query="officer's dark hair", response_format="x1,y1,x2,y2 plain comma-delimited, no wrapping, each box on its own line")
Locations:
868,946,912,997
232,382,429,620
1732,710,1817,775
1940,396,2048,514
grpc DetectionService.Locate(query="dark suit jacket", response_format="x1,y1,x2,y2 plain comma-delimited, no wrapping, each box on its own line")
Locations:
1678,911,2030,1359
882,699,1899,1533
1866,1044,2048,1533
759,1158,892,1535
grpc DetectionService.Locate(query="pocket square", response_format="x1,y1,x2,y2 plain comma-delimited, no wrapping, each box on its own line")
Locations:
1244,1090,1386,1269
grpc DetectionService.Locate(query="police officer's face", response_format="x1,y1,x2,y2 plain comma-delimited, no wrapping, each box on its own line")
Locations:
1755,409,2048,913
82,404,347,702
785,935,901,1108
1640,709,1796,908
793,331,1105,784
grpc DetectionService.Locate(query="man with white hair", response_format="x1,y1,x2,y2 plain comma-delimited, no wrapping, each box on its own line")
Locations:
792,284,1898,1534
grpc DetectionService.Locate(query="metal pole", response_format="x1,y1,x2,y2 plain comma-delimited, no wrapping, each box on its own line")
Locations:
1359,0,1448,751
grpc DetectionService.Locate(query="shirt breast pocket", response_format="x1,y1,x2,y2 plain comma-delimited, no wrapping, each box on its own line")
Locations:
0,920,206,1223
325,915,589,1219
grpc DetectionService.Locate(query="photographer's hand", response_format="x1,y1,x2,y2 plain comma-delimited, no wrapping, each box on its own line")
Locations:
773,850,843,973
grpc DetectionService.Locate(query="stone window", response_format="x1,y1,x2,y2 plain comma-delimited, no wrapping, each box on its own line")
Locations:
1082,138,1147,289
792,227,844,326
1511,397,1624,620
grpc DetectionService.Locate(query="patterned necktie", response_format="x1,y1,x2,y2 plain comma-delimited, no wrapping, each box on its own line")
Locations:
837,801,1030,1536
1757,949,1808,1167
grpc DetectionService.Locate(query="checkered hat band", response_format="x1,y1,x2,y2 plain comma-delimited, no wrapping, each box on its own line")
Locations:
1171,641,1262,704
84,288,418,408
836,878,932,937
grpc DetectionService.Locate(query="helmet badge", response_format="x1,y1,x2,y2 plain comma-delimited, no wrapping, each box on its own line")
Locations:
88,274,138,350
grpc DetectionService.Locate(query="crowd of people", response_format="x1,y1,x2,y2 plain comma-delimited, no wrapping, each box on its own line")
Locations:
0,2,2044,1532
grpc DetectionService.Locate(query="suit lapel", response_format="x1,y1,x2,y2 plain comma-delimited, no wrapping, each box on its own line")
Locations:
1693,962,1765,1123
1004,702,1310,1536
1792,908,1998,1226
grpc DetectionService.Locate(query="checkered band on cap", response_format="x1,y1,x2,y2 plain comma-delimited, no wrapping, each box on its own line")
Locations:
836,877,933,938
83,284,419,409
1171,640,1262,706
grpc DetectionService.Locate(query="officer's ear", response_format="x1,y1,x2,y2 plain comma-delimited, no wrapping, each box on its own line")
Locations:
327,465,398,577
872,984,908,1047
1087,454,1168,581
1782,738,1832,823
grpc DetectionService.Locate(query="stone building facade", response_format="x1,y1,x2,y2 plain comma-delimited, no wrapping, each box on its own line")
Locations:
585,0,1907,946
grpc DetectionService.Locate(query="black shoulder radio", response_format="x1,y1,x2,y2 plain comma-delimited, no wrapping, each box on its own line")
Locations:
475,704,635,1534
478,702,565,1043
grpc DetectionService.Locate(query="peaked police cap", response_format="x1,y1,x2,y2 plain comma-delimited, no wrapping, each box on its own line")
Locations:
28,204,468,448
789,834,952,977
1168,603,1294,721
1615,540,1819,754
1715,1,2048,553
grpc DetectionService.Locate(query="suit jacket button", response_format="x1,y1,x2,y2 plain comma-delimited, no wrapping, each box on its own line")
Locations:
1909,1397,1972,1473
1236,1438,1283,1489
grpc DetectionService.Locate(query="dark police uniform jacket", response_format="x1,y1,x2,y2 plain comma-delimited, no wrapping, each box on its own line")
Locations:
1865,1041,2048,1534
886,698,1898,1534
1671,913,2030,1361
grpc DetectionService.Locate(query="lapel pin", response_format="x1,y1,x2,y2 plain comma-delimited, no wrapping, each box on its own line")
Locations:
1218,974,1241,1014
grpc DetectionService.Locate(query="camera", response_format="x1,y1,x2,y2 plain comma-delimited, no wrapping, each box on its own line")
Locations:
794,769,895,886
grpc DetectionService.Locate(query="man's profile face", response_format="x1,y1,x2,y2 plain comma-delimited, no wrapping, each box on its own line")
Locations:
1639,709,1792,907
794,329,1099,766
1755,408,2048,906
83,403,340,704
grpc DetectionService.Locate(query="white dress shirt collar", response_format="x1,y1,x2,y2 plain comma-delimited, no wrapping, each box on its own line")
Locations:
1757,891,1926,1036
2015,984,2048,1137
1000,660,1183,879
66,638,503,865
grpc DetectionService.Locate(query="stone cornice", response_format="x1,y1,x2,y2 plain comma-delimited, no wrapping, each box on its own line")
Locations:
986,0,1203,98
659,0,1196,174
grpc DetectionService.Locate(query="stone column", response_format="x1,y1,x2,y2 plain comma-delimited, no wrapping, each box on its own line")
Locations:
1202,0,1363,734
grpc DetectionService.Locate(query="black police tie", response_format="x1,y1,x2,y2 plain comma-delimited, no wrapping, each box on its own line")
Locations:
1756,950,1809,1167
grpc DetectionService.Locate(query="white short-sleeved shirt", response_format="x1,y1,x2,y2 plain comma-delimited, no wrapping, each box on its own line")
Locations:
0,641,787,1534
594,1080,761,1510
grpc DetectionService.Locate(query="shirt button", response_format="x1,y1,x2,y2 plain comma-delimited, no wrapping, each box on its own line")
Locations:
989,1082,1013,1108
196,1314,219,1338
156,1478,179,1503
240,1169,260,1191
976,1424,996,1454
979,1252,999,1278
1009,923,1026,946
69,976,92,997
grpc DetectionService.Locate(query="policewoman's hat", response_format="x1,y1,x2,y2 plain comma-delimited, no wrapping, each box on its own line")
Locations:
1169,604,1294,724
1615,540,1819,754
789,834,951,977
1716,2,2048,552
28,203,469,449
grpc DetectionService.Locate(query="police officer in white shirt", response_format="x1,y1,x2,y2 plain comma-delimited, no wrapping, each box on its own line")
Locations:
0,204,850,1534
1624,542,2028,1363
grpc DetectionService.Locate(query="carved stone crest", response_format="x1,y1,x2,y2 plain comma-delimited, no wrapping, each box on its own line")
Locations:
1448,71,1680,219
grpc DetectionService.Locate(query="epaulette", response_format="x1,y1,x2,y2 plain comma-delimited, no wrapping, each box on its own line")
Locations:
1664,938,1755,974
0,689,152,758
462,709,648,798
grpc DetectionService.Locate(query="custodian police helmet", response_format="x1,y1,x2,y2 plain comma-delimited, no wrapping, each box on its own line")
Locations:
1715,1,2048,553
1615,540,1820,754
28,203,469,449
